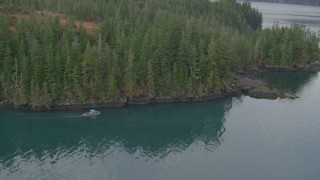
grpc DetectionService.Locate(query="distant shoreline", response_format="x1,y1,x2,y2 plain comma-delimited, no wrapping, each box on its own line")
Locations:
250,0,320,6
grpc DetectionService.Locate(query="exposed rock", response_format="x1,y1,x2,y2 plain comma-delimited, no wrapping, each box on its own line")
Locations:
128,94,225,105
0,97,11,107
51,98,128,109
247,89,279,99
241,85,254,93
225,84,242,96
192,94,225,101
309,61,320,67
279,93,299,99
229,72,293,99
127,96,150,105
308,61,320,71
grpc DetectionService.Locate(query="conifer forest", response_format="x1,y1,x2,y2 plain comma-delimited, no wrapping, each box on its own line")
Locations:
0,0,319,108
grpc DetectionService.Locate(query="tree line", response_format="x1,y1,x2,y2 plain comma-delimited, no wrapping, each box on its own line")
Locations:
0,0,319,108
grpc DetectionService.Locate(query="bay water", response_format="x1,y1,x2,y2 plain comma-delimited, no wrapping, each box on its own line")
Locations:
1,72,320,180
1,2,320,179
251,1,320,34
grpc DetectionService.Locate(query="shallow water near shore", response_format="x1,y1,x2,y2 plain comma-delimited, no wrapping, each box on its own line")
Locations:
1,72,320,180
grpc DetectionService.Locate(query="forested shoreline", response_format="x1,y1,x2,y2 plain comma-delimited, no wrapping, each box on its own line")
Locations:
0,0,319,109
251,0,320,6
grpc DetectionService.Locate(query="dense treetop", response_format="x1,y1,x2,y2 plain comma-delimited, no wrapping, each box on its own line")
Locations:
0,0,319,108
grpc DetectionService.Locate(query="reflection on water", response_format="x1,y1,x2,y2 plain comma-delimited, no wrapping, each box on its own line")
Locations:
0,72,319,180
0,98,232,172
258,71,318,93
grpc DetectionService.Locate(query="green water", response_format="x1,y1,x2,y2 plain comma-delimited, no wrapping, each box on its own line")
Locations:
1,72,320,180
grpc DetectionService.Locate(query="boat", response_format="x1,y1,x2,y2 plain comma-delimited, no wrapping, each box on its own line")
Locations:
82,109,101,117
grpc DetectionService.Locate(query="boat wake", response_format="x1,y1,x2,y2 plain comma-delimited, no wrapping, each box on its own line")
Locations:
0,114,84,119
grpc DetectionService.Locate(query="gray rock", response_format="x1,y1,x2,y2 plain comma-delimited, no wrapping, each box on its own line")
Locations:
279,93,299,99
241,85,254,93
225,85,242,96
248,89,279,99
308,61,320,71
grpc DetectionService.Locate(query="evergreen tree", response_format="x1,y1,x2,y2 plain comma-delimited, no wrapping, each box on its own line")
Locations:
0,0,318,108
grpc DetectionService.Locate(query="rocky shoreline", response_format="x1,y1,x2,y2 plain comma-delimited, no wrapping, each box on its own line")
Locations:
1,62,319,110
0,97,11,107
0,94,227,110
225,71,298,100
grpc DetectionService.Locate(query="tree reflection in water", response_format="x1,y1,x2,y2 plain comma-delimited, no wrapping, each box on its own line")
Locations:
0,98,232,167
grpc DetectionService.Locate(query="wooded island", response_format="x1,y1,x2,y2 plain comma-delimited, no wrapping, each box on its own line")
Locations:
0,0,319,108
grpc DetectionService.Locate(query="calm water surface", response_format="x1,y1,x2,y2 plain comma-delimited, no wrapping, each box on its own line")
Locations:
251,2,320,34
1,72,320,180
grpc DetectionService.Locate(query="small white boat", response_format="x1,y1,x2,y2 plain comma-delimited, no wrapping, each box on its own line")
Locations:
82,109,100,117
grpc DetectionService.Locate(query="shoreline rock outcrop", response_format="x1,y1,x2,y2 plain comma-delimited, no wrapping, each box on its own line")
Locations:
0,66,310,110
225,72,283,100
